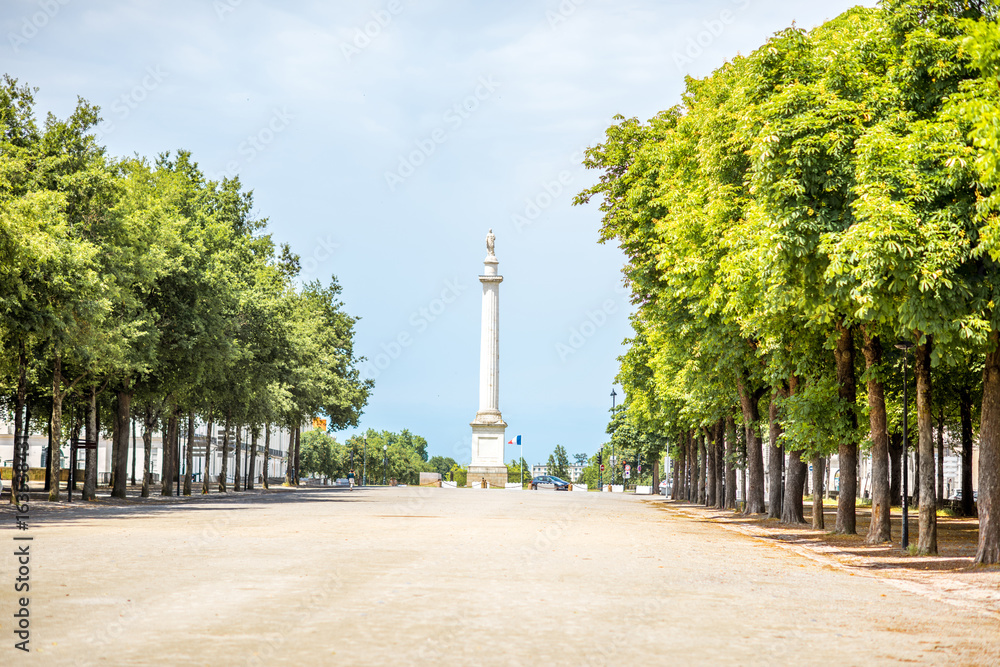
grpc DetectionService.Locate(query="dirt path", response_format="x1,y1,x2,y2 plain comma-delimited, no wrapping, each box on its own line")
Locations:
2,487,999,665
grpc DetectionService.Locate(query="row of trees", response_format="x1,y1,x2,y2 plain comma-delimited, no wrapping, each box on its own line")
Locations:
576,1,1000,563
577,412,667,489
1,76,371,501
299,428,440,485
299,429,537,486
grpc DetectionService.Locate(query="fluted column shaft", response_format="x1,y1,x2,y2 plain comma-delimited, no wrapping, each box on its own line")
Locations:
478,258,502,415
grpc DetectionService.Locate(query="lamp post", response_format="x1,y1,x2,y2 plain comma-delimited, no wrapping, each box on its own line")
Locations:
383,443,387,486
895,340,914,550
363,437,367,487
611,389,618,486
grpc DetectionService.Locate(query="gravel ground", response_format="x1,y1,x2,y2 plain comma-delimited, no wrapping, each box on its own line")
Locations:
2,486,999,666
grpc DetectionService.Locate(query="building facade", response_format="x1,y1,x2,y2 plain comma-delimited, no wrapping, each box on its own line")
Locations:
531,463,585,483
0,417,306,487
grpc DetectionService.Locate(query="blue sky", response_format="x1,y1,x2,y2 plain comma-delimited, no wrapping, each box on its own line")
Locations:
3,0,875,465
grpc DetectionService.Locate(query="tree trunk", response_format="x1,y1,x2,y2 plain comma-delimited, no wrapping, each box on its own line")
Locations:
293,424,302,486
248,427,257,491
284,424,293,486
960,385,975,517
740,423,747,509
48,354,64,502
83,386,98,501
781,449,807,524
684,430,694,500
862,328,891,544
715,419,725,509
671,445,679,500
779,376,804,524
703,429,713,506
914,336,938,555
161,408,177,496
889,431,903,506
68,403,82,492
184,413,194,496
676,433,683,497
10,344,27,504
112,383,131,499
704,428,715,507
937,405,945,505
142,406,154,498
680,433,687,499
834,323,858,534
234,423,243,492
45,405,53,493
202,408,214,495
736,376,766,514
220,413,230,493
725,414,737,510
693,430,702,503
684,431,693,500
811,455,825,529
767,395,783,520
976,328,1000,564
263,424,270,490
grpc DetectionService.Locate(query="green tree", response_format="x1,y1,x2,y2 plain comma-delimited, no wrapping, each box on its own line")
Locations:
951,8,1000,563
299,429,342,481
547,444,570,480
428,455,457,477
506,458,530,486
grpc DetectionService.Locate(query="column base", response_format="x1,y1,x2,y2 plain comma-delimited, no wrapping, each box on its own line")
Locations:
467,466,508,488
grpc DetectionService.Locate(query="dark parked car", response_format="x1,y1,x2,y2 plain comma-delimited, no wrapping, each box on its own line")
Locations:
531,475,570,491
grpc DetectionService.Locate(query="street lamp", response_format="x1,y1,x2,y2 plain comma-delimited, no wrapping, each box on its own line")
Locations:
895,340,914,550
611,388,618,487
383,443,387,486
363,436,368,487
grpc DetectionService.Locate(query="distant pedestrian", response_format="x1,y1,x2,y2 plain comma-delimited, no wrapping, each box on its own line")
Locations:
347,469,356,490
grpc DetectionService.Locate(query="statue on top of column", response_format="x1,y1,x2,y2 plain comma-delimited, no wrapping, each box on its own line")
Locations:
486,228,496,257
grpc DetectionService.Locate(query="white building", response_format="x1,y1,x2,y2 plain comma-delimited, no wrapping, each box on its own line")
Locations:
0,416,304,487
531,463,585,483
761,438,979,501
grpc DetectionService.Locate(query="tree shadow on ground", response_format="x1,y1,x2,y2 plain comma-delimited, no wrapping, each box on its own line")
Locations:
0,486,369,526
653,498,999,575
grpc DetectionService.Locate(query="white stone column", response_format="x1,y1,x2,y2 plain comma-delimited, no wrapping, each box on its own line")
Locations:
478,256,502,416
469,230,507,487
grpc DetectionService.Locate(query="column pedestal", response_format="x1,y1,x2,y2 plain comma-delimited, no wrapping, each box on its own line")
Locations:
470,417,507,488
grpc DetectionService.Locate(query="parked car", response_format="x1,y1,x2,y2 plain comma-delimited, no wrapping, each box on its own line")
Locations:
530,475,570,491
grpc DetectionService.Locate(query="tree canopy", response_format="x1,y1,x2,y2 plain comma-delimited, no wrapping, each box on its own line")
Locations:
1,75,371,500
576,0,1000,564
